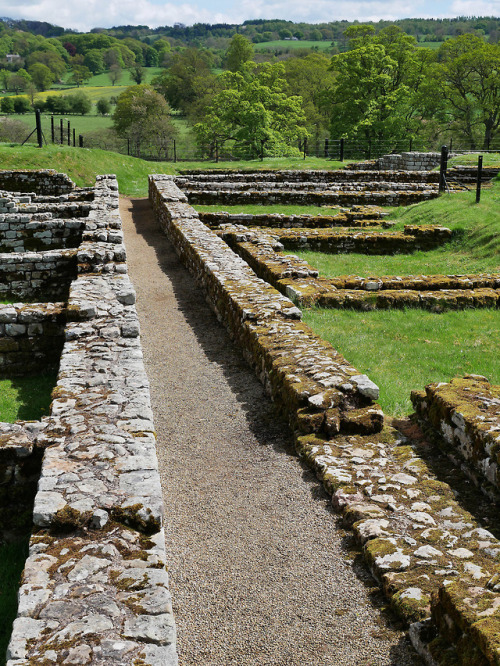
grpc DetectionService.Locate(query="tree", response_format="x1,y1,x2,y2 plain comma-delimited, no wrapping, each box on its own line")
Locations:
129,64,145,85
96,98,111,115
113,84,178,156
0,96,14,113
28,63,55,91
435,35,500,148
70,64,92,87
13,96,30,113
225,34,254,72
194,62,309,158
83,49,105,75
26,50,66,80
153,47,213,114
108,64,123,86
68,91,91,114
9,68,30,93
326,26,431,143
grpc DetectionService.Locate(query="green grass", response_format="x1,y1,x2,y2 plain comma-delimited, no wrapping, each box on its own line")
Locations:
0,374,57,423
0,538,30,666
254,40,333,51
195,204,340,216
448,153,500,167
9,112,113,138
304,308,500,417
0,144,348,196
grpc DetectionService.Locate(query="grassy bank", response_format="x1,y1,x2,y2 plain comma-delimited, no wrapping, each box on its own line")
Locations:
304,308,500,417
0,144,344,196
0,374,56,423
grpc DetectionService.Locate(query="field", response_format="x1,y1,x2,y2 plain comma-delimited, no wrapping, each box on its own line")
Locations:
254,40,334,51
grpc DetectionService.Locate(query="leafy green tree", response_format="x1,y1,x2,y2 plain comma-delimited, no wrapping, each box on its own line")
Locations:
9,69,30,93
0,96,14,113
96,98,111,115
225,34,254,72
83,49,105,75
28,63,55,91
194,62,309,158
130,64,145,85
68,91,91,114
70,64,92,87
327,26,432,143
108,64,123,86
26,50,66,79
113,84,178,156
153,48,213,114
435,35,500,148
13,96,30,113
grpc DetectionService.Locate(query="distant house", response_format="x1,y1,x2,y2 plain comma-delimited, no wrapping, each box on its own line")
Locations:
5,54,21,63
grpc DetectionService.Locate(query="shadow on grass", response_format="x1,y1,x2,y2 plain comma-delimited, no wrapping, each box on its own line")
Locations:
0,538,29,666
0,373,57,423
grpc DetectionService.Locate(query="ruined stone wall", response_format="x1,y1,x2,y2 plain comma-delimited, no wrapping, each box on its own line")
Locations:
5,174,178,666
0,218,84,253
412,376,500,499
0,249,77,301
0,303,65,376
0,423,45,541
177,169,440,183
0,170,75,195
149,174,383,443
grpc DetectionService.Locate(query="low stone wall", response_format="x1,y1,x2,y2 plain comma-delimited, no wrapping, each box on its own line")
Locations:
6,174,178,666
0,170,75,195
0,422,46,541
0,248,77,301
376,152,441,171
0,218,84,252
0,303,65,376
149,174,383,440
411,376,500,499
199,206,389,229
178,169,440,184
150,174,500,665
185,187,441,207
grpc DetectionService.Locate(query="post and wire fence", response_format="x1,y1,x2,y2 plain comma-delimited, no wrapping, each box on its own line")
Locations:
13,112,500,166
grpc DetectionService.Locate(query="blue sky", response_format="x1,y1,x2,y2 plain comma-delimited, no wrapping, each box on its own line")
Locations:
2,0,499,33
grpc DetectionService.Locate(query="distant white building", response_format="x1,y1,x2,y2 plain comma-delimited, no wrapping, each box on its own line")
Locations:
5,54,21,63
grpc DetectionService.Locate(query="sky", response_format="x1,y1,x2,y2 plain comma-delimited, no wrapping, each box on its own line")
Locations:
1,0,499,33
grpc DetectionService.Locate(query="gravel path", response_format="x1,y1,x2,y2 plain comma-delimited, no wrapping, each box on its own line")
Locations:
120,196,420,666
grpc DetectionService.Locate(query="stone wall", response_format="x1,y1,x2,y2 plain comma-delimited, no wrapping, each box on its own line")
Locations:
411,375,500,499
5,174,178,666
0,170,75,195
0,423,45,541
149,174,383,448
0,218,84,253
149,174,500,665
177,169,440,184
0,303,65,376
0,248,77,301
377,152,441,171
199,206,389,230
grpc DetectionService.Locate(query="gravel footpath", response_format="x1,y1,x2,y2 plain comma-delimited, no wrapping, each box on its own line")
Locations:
119,196,421,666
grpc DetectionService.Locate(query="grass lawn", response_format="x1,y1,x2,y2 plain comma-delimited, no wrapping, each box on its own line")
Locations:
254,40,333,51
0,538,30,666
195,204,340,216
304,308,500,417
9,112,114,139
0,144,348,196
0,374,57,423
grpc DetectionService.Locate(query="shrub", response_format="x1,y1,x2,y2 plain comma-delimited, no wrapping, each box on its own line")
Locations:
0,117,29,143
13,97,31,114
96,98,111,116
0,97,14,113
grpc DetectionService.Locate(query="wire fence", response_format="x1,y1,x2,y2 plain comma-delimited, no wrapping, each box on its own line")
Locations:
12,113,500,163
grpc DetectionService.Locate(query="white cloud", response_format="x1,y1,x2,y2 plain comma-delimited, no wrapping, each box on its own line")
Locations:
2,0,495,33
2,0,231,32
451,0,500,14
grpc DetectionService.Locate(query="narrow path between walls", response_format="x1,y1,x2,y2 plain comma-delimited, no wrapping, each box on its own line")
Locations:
119,196,421,666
